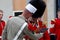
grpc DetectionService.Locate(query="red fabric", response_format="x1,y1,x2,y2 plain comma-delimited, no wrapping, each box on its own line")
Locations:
50,18,60,40
51,20,55,24
50,19,56,34
0,20,5,40
24,35,30,40
38,21,42,28
0,20,5,36
9,16,13,18
38,21,50,40
50,28,55,34
39,31,50,40
28,23,37,32
25,21,50,40
38,21,46,29
24,23,37,40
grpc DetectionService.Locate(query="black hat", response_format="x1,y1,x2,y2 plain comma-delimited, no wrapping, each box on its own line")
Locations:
25,0,46,18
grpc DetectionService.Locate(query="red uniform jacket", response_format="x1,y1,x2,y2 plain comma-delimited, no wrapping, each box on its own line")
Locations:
39,31,50,40
50,18,60,40
26,21,50,40
0,20,5,40
0,20,5,36
28,23,37,32
24,23,37,40
38,21,50,40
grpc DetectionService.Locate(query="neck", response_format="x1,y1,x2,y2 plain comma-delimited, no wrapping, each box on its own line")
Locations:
21,13,29,19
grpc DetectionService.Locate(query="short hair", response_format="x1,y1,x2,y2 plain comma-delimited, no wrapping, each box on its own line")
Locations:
0,10,3,13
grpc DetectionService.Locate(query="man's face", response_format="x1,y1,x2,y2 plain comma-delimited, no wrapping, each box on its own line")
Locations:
23,9,32,19
58,11,60,19
0,12,3,20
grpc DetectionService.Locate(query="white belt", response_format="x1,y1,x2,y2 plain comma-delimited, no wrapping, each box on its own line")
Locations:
50,33,56,35
0,36,2,38
13,22,27,40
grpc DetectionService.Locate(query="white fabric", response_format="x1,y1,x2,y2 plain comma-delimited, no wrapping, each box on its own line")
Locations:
13,22,27,40
50,33,56,35
26,4,37,13
0,36,2,38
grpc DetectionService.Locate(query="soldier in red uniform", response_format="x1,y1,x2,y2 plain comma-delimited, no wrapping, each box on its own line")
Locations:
37,18,50,40
24,17,37,40
25,17,50,40
0,10,5,40
50,9,60,40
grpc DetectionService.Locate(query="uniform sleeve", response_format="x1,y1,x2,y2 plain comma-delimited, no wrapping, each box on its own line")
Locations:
23,25,43,40
43,31,50,40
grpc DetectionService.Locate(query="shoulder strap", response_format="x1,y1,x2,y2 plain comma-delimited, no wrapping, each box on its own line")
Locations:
13,22,27,40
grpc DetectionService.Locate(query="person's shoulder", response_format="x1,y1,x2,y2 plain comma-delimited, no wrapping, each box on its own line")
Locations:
11,17,25,21
1,20,6,26
9,16,21,21
7,17,19,23
9,16,25,24
1,20,5,23
9,16,18,20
